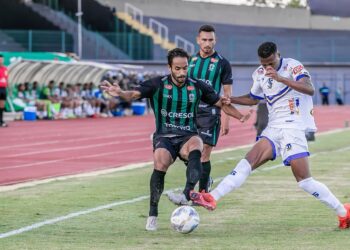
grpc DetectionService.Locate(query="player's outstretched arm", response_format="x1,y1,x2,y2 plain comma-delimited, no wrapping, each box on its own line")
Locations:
229,94,259,106
100,80,141,102
215,99,253,123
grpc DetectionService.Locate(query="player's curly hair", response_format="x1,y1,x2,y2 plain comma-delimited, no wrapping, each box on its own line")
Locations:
198,24,215,33
258,42,277,58
167,48,189,66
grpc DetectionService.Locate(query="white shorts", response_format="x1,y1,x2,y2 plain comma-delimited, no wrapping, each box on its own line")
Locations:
258,127,309,166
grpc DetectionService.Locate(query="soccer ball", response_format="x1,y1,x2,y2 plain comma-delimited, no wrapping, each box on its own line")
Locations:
170,205,200,234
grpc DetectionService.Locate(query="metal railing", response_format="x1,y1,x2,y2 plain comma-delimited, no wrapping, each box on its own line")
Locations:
125,3,143,25
175,35,195,55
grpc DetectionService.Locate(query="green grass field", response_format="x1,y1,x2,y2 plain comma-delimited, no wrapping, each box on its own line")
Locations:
1,130,350,249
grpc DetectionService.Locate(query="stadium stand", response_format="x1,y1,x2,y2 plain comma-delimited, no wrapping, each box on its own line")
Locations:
0,0,74,53
32,0,154,60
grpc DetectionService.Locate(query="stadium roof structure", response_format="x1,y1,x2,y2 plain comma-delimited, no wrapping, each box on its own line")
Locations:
308,0,350,17
8,60,121,86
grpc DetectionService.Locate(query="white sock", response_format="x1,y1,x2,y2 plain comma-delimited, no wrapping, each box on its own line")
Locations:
298,177,346,217
211,159,252,201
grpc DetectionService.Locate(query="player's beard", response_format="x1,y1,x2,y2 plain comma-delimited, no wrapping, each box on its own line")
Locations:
202,46,213,56
172,72,186,85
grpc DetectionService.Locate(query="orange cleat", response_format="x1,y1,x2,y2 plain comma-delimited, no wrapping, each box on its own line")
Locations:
338,203,350,229
190,190,217,211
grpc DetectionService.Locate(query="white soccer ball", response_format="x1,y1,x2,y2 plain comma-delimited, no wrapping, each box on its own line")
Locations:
170,205,200,234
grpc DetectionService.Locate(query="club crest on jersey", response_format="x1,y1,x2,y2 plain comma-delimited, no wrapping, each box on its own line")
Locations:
164,84,172,90
286,143,292,151
210,58,218,63
209,64,215,71
267,78,273,89
189,93,195,102
187,86,195,91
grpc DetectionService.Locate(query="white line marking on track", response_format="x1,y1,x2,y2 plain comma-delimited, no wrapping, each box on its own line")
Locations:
4,138,149,158
0,129,349,239
0,146,151,171
0,132,150,150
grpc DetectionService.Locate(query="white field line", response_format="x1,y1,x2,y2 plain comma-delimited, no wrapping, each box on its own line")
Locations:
0,129,349,239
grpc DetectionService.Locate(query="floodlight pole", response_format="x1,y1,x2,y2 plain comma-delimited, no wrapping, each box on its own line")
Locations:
76,0,83,59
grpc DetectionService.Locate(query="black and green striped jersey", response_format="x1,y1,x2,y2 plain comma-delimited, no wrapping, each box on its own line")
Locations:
188,51,232,117
135,75,220,136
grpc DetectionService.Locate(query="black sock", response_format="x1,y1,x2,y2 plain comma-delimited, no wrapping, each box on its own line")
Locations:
0,108,3,124
183,150,202,200
199,161,211,192
149,169,166,217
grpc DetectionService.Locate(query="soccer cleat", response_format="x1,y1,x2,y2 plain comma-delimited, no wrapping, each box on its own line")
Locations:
338,203,350,229
145,216,158,231
167,192,189,206
190,190,217,211
0,122,8,127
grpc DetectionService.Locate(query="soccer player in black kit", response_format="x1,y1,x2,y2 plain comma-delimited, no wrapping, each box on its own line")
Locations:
188,24,233,193
101,48,251,231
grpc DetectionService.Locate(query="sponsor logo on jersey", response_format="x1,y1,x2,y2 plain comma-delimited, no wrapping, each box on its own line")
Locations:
164,122,191,131
164,84,172,90
161,109,194,118
187,86,195,91
200,130,212,137
288,98,295,114
210,58,218,63
199,79,212,86
293,65,303,75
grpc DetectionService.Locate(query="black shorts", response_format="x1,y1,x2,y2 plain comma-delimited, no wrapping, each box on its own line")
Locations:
0,87,6,100
196,115,221,146
153,134,196,161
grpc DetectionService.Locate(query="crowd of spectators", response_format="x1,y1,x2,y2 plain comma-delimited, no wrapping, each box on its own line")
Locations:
8,70,163,120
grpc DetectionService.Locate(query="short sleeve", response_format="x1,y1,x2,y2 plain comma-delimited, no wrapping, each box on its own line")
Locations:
221,58,233,85
290,59,310,81
198,80,220,105
250,70,264,100
134,78,158,99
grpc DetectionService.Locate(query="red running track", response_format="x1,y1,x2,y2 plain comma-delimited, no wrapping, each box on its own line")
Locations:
0,106,349,186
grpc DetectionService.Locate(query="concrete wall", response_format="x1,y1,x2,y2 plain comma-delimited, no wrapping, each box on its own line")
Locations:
98,0,350,31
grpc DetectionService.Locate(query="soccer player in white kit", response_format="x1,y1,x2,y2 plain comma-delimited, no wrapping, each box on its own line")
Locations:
190,42,350,229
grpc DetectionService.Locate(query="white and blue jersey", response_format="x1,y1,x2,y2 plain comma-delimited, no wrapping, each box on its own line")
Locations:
251,58,316,165
250,58,316,132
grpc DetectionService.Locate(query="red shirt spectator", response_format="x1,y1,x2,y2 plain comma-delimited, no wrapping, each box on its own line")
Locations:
0,54,8,127
0,63,8,88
